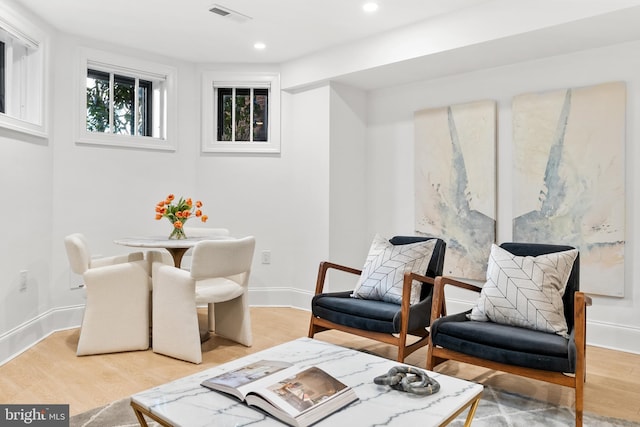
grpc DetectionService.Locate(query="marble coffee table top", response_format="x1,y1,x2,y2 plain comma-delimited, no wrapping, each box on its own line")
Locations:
131,337,483,426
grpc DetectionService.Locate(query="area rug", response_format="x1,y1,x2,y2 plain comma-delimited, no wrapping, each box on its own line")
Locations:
71,386,638,427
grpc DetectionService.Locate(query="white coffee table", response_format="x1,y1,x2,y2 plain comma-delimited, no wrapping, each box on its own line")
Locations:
131,337,482,427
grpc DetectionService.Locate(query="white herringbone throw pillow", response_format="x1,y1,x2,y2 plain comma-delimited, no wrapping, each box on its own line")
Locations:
469,244,578,337
352,234,436,305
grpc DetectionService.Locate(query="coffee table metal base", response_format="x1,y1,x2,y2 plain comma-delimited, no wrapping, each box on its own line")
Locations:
131,394,481,427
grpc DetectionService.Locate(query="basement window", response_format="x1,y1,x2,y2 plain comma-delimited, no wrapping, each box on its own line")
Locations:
216,87,269,142
0,8,47,138
77,48,177,151
202,71,280,153
86,69,154,137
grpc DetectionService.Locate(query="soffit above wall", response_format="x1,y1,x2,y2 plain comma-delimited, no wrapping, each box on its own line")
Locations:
282,4,640,92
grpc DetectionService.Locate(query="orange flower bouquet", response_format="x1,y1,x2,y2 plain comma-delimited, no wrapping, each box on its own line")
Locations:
155,194,208,239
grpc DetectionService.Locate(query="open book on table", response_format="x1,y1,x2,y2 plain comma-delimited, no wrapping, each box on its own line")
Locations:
200,360,358,427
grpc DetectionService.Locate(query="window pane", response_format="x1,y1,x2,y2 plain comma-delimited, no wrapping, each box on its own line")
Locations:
138,79,152,136
0,41,5,114
235,88,250,141
113,74,135,135
217,88,232,141
253,88,268,142
86,69,110,133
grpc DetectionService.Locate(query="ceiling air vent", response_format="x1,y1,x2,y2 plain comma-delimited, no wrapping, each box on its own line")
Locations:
208,4,252,23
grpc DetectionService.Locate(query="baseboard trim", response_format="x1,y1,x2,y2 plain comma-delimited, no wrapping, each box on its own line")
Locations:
0,288,313,366
588,319,640,354
0,305,84,366
2,292,638,367
248,286,314,309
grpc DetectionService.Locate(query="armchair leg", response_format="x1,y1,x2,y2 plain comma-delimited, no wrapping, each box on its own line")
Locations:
426,344,436,370
308,318,317,338
575,361,585,427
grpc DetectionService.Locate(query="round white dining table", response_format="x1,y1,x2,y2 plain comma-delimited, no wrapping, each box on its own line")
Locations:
114,236,227,268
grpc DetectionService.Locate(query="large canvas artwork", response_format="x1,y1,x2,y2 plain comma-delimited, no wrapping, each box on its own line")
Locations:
512,81,626,297
415,100,496,280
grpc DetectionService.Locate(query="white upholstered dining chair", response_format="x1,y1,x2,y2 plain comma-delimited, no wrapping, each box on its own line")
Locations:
182,227,230,238
180,227,231,270
151,236,255,364
64,233,151,356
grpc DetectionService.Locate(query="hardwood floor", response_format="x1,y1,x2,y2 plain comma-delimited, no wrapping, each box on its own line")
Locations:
0,307,638,423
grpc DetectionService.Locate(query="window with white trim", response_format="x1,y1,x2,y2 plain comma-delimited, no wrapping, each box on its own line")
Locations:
202,71,280,153
77,48,177,151
0,8,46,138
86,68,157,137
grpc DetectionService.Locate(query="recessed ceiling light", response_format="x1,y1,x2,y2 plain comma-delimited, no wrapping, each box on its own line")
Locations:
363,2,379,13
254,42,266,50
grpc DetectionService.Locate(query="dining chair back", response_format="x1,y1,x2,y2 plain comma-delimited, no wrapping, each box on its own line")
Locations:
64,233,150,356
180,227,231,270
65,233,92,275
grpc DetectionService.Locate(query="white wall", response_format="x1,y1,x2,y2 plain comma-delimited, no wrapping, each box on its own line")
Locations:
2,0,640,363
0,20,204,362
327,83,369,291
194,80,333,307
366,40,640,353
49,33,201,311
0,127,53,332
0,1,54,358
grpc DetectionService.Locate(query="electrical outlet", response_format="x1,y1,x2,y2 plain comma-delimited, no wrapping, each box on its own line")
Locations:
19,270,28,292
261,250,271,264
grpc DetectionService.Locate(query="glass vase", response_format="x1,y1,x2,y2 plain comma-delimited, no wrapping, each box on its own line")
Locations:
169,224,187,239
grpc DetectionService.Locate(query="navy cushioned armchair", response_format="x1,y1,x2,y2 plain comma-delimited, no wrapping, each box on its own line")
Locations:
427,242,591,426
309,236,446,362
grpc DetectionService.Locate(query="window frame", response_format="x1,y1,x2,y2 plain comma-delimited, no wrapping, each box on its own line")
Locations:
0,5,48,139
76,47,177,151
201,70,280,154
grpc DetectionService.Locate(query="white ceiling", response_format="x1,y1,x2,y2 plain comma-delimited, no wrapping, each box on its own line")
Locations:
16,0,491,63
14,0,640,91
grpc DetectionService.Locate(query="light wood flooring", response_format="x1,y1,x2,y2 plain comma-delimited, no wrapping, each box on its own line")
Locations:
0,307,638,423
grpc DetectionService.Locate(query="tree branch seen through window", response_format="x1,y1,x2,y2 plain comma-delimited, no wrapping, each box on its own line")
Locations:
86,68,153,136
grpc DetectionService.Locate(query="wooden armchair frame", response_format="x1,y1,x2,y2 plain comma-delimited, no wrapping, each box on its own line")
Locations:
427,275,592,426
308,261,435,362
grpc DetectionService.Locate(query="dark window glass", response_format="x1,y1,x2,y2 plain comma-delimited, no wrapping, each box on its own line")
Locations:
137,79,152,136
235,88,250,141
113,74,135,135
217,88,232,141
253,88,268,142
87,69,153,136
86,69,110,132
216,86,269,142
0,41,4,114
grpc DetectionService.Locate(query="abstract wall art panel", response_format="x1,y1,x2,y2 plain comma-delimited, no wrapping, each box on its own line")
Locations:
414,100,496,280
512,81,626,297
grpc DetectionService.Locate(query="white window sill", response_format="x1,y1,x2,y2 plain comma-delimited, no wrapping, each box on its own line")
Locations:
76,133,176,152
0,115,48,139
